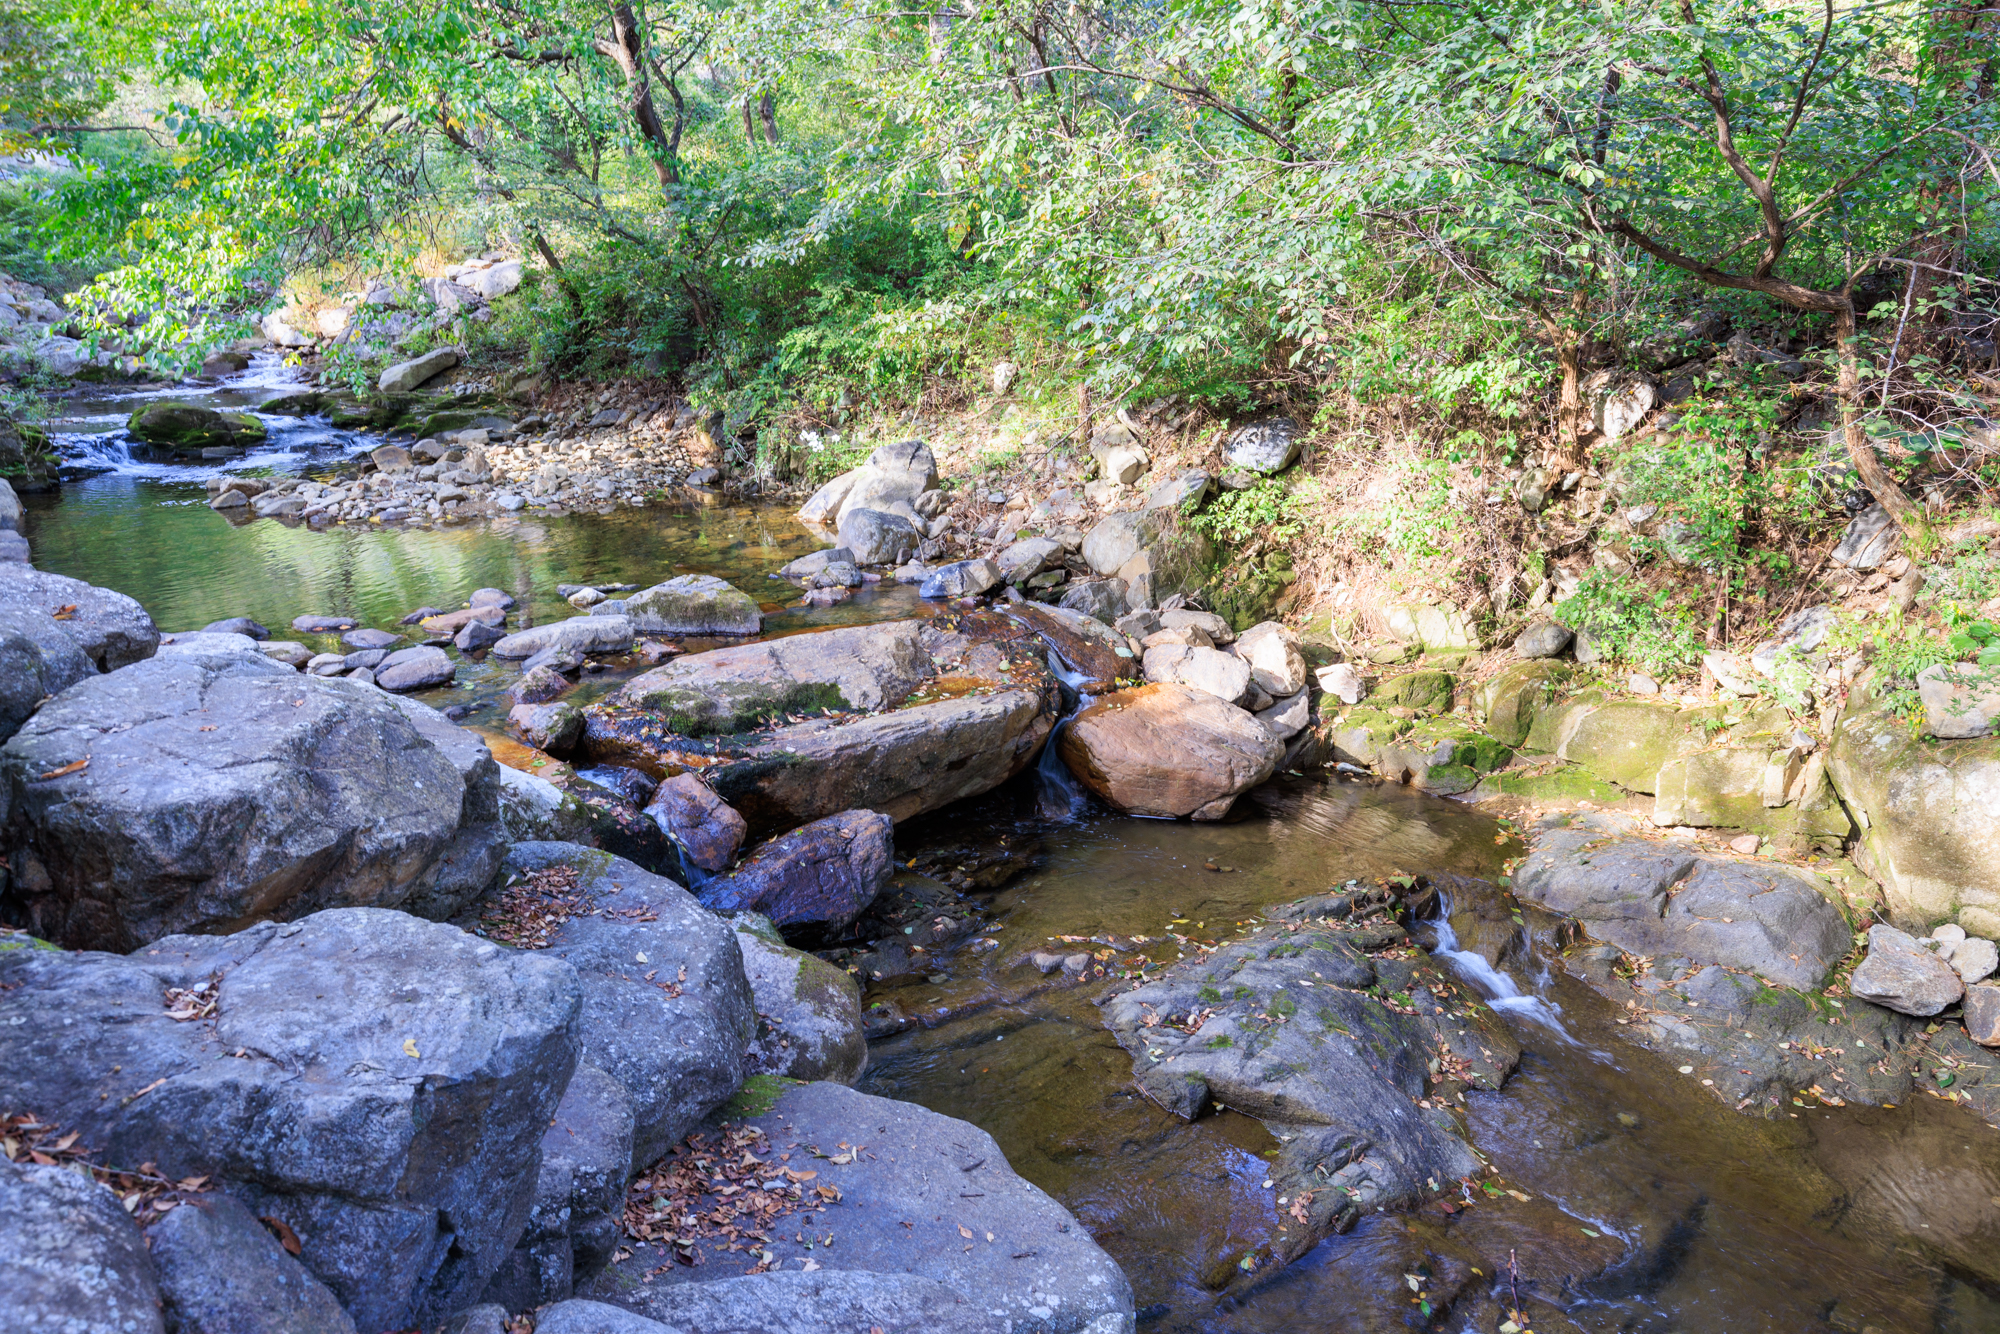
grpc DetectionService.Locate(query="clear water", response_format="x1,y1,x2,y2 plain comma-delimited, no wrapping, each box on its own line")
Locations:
19,369,2000,1332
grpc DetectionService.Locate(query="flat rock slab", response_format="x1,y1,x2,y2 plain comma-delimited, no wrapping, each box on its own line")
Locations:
493,615,634,660
545,1271,1009,1334
292,614,359,633
699,809,893,938
0,908,581,1331
477,843,755,1165
1514,824,1851,990
1059,682,1283,820
580,1082,1134,1334
1,1159,164,1334
1103,902,1518,1263
1,655,474,950
609,621,933,736
376,644,457,692
624,574,762,637
0,563,159,670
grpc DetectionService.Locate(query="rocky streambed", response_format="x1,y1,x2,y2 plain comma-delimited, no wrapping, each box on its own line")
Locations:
7,373,2000,1333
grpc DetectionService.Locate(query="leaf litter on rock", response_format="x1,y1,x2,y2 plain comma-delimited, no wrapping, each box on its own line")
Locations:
622,1123,832,1273
2,1112,213,1225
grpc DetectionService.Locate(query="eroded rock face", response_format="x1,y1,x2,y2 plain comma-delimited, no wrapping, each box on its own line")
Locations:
1104,896,1519,1266
624,575,762,637
1513,823,1851,990
481,844,754,1165
699,810,893,938
1,1159,164,1334
2,656,479,950
1059,682,1283,820
579,1082,1134,1334
0,909,582,1331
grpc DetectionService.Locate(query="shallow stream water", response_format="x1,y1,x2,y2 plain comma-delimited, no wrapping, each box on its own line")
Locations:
20,370,2000,1332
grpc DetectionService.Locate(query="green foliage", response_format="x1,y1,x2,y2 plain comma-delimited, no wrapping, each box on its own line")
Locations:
1615,387,1809,572
1190,477,1316,547
1554,569,1708,677
1344,455,1458,562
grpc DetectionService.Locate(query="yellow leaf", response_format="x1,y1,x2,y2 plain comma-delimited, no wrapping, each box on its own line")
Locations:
403,1039,420,1058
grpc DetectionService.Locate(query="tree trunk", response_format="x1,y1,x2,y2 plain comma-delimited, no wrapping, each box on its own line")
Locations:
1834,302,1929,541
596,4,679,187
758,92,779,144
741,94,756,145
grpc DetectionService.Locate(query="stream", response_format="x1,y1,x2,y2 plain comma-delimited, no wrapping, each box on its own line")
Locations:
20,369,2000,1332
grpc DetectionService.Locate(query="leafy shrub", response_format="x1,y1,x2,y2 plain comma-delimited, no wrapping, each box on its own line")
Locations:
1553,569,1707,676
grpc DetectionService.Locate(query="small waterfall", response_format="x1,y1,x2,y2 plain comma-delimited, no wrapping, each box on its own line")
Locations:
1034,648,1091,820
1428,903,1581,1041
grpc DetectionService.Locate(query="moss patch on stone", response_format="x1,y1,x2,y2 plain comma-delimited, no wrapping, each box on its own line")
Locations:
719,1074,801,1120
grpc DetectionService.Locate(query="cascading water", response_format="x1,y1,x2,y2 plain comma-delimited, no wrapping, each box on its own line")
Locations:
1426,899,1584,1041
1034,648,1093,820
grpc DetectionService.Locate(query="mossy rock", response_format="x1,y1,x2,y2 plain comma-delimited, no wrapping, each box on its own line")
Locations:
1373,669,1455,715
622,680,848,738
1473,764,1628,805
1325,707,1413,767
125,401,268,453
1549,699,1722,793
0,413,58,490
1474,660,1573,747
1377,717,1513,787
408,409,514,439
719,1074,802,1120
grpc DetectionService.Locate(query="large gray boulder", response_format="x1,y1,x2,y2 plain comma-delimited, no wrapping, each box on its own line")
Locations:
1077,508,1211,608
580,1082,1134,1334
0,563,159,670
698,809,893,938
1513,823,1852,989
479,1063,635,1313
623,575,762,637
147,1193,356,1334
918,558,1001,600
1142,642,1253,706
799,441,939,529
643,773,745,872
491,614,633,659
608,621,932,736
1222,417,1301,474
0,908,582,1331
374,644,456,692
380,693,509,920
0,602,92,742
482,844,755,1165
1,656,490,951
837,508,921,566
1,1159,164,1334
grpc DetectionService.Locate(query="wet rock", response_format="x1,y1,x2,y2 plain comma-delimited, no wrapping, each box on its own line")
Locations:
1850,924,1965,1016
1513,621,1573,659
457,618,506,652
421,606,508,637
470,587,516,610
378,347,460,393
480,844,754,1164
376,644,456,691
291,613,358,633
778,547,855,580
1,1159,164,1334
0,603,92,742
127,401,268,453
1103,908,1518,1259
1832,504,1894,570
644,772,746,873
1001,601,1139,690
919,558,1001,600
340,627,402,650
579,1082,1132,1333
624,574,762,637
1,657,482,950
1142,642,1253,706
511,664,575,705
0,909,581,1331
837,508,922,566
495,764,593,843
202,616,270,640
1222,417,1301,474
1233,620,1307,695
479,1063,634,1313
699,809,893,938
512,700,584,752
734,915,868,1082
0,563,160,670
610,621,932,736
148,1192,356,1334
492,614,633,659
1060,682,1283,819
811,561,863,589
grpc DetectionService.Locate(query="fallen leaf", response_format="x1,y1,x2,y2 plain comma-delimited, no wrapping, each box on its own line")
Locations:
38,758,88,780
260,1215,303,1256
403,1039,420,1058
959,1225,974,1239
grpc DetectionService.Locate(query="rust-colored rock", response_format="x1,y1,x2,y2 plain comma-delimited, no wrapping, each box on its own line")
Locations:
1058,682,1283,820
698,809,893,937
645,772,747,873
